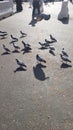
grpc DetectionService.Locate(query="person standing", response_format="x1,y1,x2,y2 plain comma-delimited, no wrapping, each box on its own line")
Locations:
15,0,23,12
32,0,41,19
70,0,73,4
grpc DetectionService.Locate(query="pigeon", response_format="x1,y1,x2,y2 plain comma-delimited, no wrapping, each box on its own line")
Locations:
24,46,32,51
36,54,46,63
3,44,11,52
12,42,20,50
22,45,32,54
0,33,8,38
20,31,27,37
10,35,18,42
16,59,27,67
38,42,47,48
22,41,30,48
0,31,8,34
50,34,57,42
49,46,55,51
21,41,32,53
49,49,55,56
62,48,69,57
45,39,52,44
60,54,71,63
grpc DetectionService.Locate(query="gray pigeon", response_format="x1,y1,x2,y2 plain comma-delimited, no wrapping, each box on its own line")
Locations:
62,48,68,57
20,31,27,36
0,31,8,34
0,33,8,38
60,54,71,63
50,34,57,42
13,42,20,50
36,54,46,63
38,42,48,48
3,44,11,52
22,41,30,48
10,35,18,42
49,49,55,56
16,59,27,67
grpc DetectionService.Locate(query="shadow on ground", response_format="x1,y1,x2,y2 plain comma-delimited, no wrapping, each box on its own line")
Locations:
1,52,11,55
58,16,69,24
60,63,72,68
14,66,27,73
33,63,49,81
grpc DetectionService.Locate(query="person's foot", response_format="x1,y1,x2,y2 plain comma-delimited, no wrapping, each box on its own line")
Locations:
37,16,42,21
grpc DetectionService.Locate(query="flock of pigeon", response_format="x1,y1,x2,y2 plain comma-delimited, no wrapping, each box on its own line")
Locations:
38,35,72,65
0,30,72,73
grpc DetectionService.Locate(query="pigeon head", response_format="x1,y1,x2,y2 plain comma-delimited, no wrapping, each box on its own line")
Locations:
16,59,18,62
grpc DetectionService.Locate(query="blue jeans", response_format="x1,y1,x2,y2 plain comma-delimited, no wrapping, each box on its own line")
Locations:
32,1,40,17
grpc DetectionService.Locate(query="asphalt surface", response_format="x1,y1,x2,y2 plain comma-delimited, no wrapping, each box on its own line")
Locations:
0,2,73,130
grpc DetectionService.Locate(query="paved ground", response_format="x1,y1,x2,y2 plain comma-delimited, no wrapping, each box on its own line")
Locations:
0,2,73,130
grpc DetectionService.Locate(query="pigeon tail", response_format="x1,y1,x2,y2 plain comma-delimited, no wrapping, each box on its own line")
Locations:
42,59,46,63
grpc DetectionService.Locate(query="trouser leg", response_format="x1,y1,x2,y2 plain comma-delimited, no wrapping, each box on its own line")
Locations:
37,6,40,15
32,7,36,18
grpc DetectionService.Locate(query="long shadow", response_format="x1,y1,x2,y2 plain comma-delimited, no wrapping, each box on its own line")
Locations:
14,66,27,73
0,11,24,21
23,51,32,54
39,47,49,50
60,63,72,68
12,50,20,53
33,63,49,81
0,13,13,21
1,52,11,55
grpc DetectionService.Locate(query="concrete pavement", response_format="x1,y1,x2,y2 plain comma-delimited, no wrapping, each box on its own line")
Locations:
0,2,73,130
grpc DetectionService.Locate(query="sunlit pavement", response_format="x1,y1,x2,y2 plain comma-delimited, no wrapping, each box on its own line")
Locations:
0,2,73,130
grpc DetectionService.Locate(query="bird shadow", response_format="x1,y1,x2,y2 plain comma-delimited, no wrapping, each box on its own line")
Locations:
20,35,27,38
49,46,55,51
49,49,55,56
45,39,57,44
10,40,18,44
33,63,49,81
0,37,7,40
14,66,27,73
12,50,20,53
60,63,72,68
23,51,32,54
1,52,11,55
39,47,48,50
